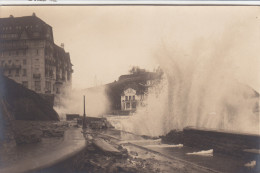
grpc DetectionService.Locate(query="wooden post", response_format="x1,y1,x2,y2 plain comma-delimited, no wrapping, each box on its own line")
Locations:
83,95,86,129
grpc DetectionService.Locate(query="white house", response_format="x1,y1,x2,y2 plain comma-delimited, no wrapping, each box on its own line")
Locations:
121,87,146,111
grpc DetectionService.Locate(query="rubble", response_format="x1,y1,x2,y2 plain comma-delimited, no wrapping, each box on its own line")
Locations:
12,120,69,145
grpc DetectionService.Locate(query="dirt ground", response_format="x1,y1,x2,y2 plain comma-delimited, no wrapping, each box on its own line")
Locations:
70,134,211,173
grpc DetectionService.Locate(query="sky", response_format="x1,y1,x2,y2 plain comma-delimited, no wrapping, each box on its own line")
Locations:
0,6,259,91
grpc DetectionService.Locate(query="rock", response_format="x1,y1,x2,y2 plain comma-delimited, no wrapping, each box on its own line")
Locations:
130,151,138,156
42,129,64,137
160,130,184,144
14,129,42,145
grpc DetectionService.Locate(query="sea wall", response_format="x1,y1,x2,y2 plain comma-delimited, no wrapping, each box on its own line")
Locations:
183,127,260,156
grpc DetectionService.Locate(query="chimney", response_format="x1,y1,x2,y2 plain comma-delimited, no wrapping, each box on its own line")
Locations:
9,15,14,18
32,12,36,17
61,43,64,49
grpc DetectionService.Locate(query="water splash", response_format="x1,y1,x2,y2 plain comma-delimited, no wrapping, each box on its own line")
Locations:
110,26,259,136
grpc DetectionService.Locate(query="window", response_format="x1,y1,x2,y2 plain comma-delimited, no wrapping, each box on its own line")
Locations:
8,60,11,64
23,59,27,65
129,96,131,100
126,102,130,109
22,81,28,88
35,81,41,92
125,96,128,101
36,49,39,55
1,60,4,66
132,102,136,109
8,69,11,75
23,50,26,55
133,96,135,100
9,51,11,56
22,69,27,76
45,81,51,91
15,69,19,76
16,51,19,56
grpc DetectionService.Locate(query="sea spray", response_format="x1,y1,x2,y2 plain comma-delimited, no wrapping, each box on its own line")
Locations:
110,31,259,136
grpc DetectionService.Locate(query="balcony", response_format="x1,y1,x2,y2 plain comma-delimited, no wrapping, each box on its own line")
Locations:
33,73,41,79
55,77,63,85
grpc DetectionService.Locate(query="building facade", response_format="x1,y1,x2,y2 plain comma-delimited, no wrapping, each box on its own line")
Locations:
0,14,73,96
121,87,146,111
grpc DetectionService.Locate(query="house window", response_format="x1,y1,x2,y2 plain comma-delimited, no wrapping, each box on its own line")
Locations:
132,102,136,109
23,50,26,55
133,96,135,100
8,60,11,64
22,81,28,88
36,49,39,55
1,60,4,66
22,69,27,76
16,51,19,56
23,59,27,65
126,102,130,109
35,81,41,92
129,96,131,100
125,96,128,101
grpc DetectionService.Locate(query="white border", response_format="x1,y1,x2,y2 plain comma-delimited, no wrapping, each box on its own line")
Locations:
1,1,260,6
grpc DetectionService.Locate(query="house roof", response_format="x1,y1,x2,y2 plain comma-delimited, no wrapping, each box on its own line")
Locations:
121,83,146,96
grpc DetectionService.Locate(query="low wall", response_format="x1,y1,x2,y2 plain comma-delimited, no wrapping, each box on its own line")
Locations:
183,127,260,157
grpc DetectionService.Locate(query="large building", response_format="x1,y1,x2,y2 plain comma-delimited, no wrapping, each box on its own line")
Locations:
0,13,73,97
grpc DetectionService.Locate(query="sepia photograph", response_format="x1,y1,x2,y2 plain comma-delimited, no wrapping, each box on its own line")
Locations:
0,2,259,173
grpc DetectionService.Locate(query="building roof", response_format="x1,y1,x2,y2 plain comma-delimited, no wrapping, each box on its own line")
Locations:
0,14,53,42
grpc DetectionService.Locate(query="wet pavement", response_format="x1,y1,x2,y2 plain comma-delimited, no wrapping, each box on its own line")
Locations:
0,128,86,173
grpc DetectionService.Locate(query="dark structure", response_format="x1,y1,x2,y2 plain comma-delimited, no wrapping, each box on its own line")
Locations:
66,114,80,121
0,73,59,121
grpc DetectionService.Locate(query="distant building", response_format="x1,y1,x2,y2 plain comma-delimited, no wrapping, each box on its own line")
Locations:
121,87,144,111
120,74,161,111
0,14,73,98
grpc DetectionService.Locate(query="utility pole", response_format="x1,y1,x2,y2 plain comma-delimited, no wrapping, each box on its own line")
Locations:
83,95,86,129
